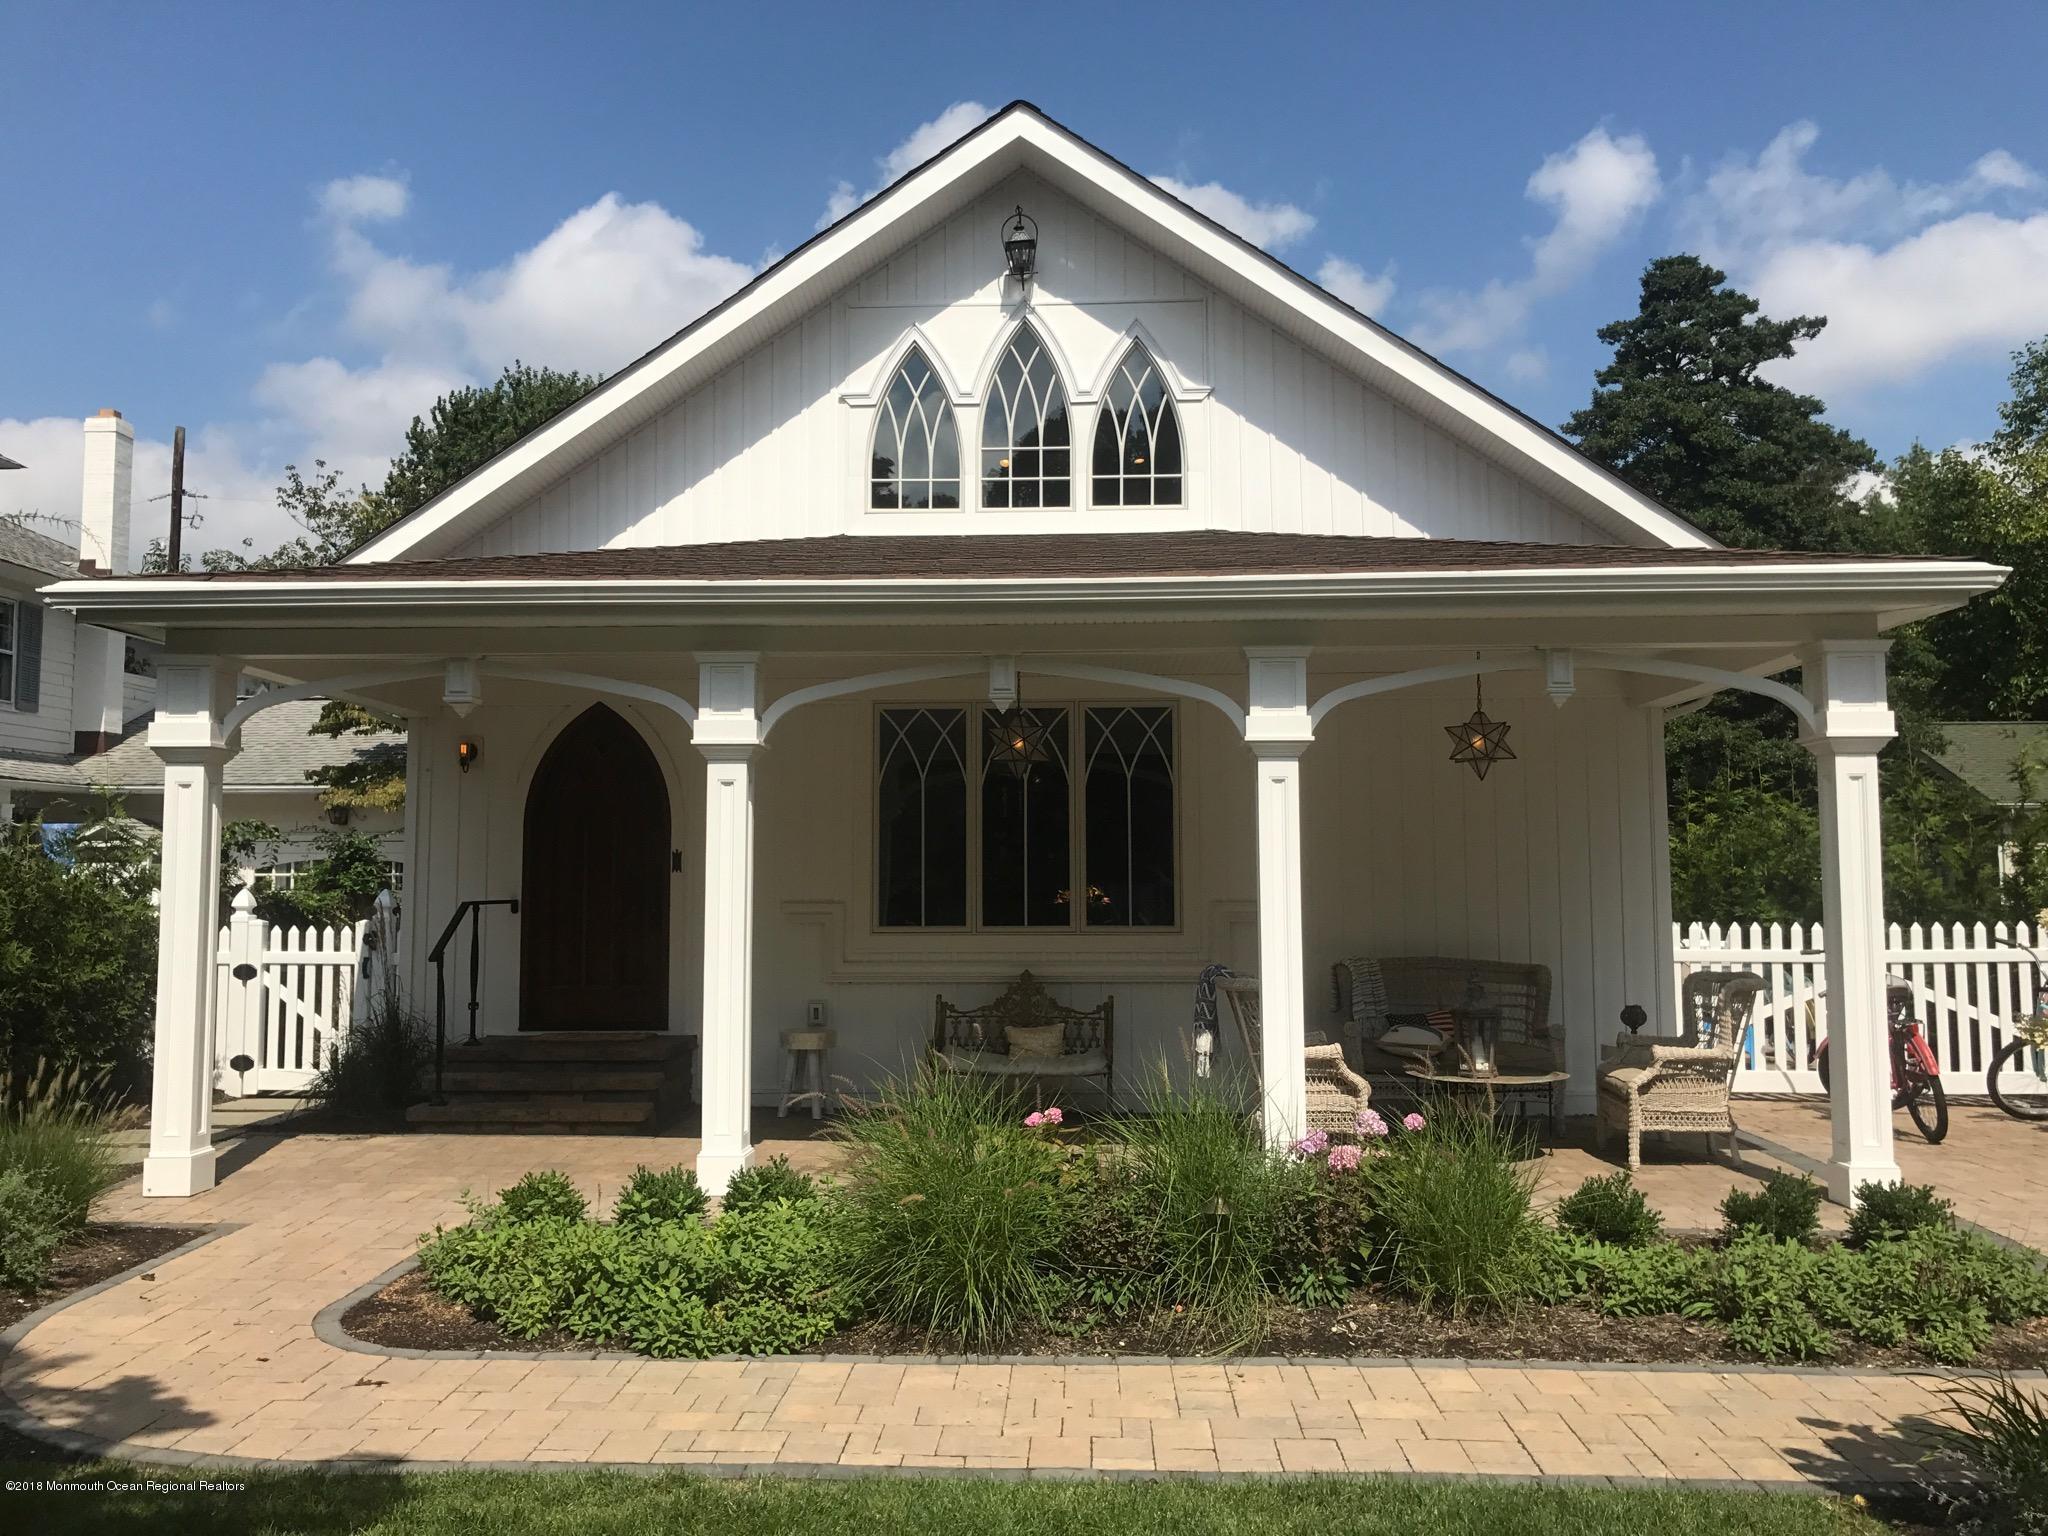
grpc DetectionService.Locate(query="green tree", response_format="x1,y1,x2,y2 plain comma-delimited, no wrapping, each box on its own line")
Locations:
1565,255,1878,552
380,361,599,521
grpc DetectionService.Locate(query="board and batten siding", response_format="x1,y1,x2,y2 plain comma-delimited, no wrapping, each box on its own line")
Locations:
447,174,1618,560
403,667,1666,1111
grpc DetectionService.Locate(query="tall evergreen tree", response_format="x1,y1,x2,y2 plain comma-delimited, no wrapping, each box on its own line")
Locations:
1565,255,1877,550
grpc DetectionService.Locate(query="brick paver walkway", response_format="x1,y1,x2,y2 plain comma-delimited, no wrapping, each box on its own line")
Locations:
1,1120,2035,1485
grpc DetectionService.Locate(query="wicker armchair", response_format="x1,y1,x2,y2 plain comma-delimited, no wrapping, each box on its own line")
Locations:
1217,976,1372,1135
1596,971,1766,1170
1331,957,1557,1110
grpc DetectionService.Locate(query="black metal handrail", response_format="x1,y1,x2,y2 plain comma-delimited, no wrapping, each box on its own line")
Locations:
429,898,520,1104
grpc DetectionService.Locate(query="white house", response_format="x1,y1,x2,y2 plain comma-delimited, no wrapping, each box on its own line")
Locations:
46,103,2006,1203
3,415,403,875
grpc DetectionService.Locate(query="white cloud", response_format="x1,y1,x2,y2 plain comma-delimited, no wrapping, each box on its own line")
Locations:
1151,176,1315,251
816,101,991,228
1314,256,1395,313
1503,349,1548,385
1677,123,2048,395
1410,126,1661,355
318,173,408,224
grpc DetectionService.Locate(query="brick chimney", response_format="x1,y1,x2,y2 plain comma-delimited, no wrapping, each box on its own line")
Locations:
77,408,133,576
71,410,134,754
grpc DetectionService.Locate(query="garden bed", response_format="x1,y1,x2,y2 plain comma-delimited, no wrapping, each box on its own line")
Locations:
340,1259,2048,1370
0,1223,207,1334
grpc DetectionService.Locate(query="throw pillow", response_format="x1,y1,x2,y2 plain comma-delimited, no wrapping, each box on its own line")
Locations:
1004,1023,1066,1060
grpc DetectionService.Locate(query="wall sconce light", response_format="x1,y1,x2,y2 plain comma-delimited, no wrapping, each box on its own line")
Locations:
1001,204,1038,283
324,802,352,827
457,738,481,774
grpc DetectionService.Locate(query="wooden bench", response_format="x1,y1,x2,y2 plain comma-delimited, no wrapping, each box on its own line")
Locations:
931,970,1115,1110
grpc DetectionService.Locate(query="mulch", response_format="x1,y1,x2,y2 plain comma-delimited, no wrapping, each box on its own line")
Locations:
340,1266,2048,1370
0,1223,210,1464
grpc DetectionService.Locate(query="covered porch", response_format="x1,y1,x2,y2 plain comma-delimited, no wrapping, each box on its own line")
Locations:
49,532,1998,1204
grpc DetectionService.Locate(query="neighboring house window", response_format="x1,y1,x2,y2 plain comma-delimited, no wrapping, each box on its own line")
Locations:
982,323,1071,508
1092,342,1183,507
0,597,39,712
869,347,960,509
255,859,404,895
875,708,968,927
875,703,1177,930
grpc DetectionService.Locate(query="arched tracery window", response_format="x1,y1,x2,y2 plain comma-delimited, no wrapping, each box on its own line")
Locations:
981,324,1071,508
870,347,959,509
1092,341,1183,507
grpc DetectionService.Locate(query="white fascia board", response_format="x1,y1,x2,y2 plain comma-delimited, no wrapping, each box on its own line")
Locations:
343,106,1712,565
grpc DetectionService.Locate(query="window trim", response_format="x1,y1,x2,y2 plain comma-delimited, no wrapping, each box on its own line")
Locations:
1089,339,1187,511
978,320,1075,511
867,343,963,512
0,596,15,709
870,700,1182,936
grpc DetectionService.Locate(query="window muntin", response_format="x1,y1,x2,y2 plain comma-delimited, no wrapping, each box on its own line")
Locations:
873,704,1177,932
0,600,13,702
1092,343,1184,507
255,859,404,894
876,708,968,927
981,324,1071,508
1083,706,1176,926
979,706,1072,927
870,347,960,510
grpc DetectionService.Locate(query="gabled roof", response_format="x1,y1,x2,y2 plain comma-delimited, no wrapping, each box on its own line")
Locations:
0,516,78,580
347,102,1715,565
1928,721,2048,807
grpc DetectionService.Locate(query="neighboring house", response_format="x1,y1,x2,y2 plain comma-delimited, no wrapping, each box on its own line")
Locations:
48,102,2008,1203
1926,720,2048,883
2,414,405,883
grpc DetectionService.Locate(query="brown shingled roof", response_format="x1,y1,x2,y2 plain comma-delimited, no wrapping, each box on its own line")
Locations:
145,532,1956,584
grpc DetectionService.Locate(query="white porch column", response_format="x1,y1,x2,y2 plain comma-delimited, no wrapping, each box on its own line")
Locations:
692,653,761,1194
1801,641,1901,1204
1245,648,1314,1148
143,657,239,1197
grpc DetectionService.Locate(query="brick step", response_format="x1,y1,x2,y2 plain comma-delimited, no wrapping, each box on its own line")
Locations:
407,1095,660,1128
454,1032,693,1064
438,1066,674,1094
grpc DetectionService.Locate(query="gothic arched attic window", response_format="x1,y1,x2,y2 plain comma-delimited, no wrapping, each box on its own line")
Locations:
870,347,960,509
982,323,1071,508
1093,341,1183,507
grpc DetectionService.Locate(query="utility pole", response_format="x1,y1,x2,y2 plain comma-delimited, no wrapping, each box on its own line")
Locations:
166,425,186,570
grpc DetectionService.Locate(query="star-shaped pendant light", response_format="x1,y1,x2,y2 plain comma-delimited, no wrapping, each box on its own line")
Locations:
986,696,1058,779
1444,661,1516,781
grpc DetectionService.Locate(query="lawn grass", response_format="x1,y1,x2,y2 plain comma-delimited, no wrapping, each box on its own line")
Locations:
0,1462,1893,1535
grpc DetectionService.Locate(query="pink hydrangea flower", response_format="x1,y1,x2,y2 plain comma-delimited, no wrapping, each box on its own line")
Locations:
1403,1112,1426,1132
1042,1106,1064,1125
1326,1143,1363,1173
1290,1128,1330,1158
1023,1111,1046,1128
1355,1108,1389,1138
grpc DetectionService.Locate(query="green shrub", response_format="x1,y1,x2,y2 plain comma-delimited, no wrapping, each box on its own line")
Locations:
1719,1171,1823,1244
1366,1104,1545,1312
1541,1233,1714,1319
1846,1181,1955,1249
307,997,431,1121
416,1200,846,1357
1712,1233,1834,1360
1050,1150,1163,1319
498,1169,589,1225
613,1164,707,1228
0,1167,71,1290
721,1155,816,1215
1926,1374,2048,1535
0,1060,123,1230
1267,1156,1376,1307
1116,1073,1287,1339
827,1067,1068,1346
1553,1171,1663,1247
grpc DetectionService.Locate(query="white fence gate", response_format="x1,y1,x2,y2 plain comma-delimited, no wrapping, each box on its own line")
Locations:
212,886,400,1092
1675,919,2048,1096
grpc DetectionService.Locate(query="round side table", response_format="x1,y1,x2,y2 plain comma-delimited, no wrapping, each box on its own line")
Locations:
778,1028,835,1120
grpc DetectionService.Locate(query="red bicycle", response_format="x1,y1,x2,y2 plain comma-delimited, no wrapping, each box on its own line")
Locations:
1815,977,1948,1144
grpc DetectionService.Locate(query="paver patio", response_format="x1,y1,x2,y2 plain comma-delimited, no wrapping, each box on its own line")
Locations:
3,1108,2042,1486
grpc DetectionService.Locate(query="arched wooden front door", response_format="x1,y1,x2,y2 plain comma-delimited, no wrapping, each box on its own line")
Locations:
520,704,671,1031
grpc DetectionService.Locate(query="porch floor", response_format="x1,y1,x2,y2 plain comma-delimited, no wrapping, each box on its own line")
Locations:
5,1110,2041,1484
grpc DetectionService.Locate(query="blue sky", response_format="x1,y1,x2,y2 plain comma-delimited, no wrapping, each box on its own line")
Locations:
5,0,2046,559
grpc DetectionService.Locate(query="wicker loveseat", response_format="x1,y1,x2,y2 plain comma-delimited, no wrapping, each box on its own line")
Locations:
931,971,1114,1109
1331,956,1558,1107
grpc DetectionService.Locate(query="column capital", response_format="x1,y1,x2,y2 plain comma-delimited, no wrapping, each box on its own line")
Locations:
1798,640,1895,752
693,655,762,753
148,656,240,758
1244,647,1313,747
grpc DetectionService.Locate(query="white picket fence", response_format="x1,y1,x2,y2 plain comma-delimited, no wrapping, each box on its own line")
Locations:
212,886,401,1092
1675,919,2048,1096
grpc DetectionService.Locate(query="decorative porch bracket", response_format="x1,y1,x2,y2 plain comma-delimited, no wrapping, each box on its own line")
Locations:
1800,641,1901,1204
1245,647,1314,1149
693,653,762,1195
144,656,241,1197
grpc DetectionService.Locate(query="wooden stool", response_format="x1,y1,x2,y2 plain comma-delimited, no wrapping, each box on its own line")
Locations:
778,1028,834,1120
